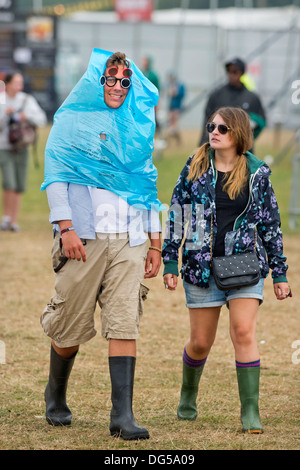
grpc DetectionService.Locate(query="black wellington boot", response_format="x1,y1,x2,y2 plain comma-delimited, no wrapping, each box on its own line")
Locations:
45,345,76,426
109,356,149,440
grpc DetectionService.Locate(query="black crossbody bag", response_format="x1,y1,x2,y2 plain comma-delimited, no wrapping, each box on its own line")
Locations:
210,215,260,291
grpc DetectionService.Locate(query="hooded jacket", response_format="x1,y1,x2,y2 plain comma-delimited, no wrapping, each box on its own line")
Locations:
162,150,288,288
199,83,266,146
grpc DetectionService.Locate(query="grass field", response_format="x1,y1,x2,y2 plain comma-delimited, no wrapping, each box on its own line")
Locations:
0,127,299,451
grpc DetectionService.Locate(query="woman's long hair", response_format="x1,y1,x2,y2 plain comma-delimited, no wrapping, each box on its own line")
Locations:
188,107,253,200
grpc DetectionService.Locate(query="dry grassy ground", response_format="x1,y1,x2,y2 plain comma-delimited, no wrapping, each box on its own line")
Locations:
0,127,299,451
0,229,299,451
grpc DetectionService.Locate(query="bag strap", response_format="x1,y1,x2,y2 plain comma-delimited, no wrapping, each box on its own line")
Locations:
21,94,28,110
210,212,213,262
15,94,29,114
209,212,257,262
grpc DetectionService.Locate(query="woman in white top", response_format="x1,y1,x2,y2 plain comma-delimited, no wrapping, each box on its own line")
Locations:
0,72,47,231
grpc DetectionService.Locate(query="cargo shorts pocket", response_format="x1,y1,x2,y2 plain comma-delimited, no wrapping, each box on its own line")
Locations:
51,237,69,273
40,293,65,340
138,283,149,317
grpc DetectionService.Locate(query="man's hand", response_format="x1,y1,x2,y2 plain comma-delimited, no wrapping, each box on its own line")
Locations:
144,232,161,278
59,221,87,262
144,248,161,278
61,231,86,262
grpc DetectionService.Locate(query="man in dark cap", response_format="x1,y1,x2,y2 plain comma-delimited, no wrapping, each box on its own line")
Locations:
199,57,266,147
226,57,246,77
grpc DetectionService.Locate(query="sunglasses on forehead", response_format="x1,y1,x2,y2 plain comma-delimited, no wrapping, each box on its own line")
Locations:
100,66,133,89
207,122,231,135
108,66,132,78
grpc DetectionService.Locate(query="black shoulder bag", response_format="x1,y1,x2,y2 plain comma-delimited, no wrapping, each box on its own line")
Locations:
210,215,260,291
8,95,37,150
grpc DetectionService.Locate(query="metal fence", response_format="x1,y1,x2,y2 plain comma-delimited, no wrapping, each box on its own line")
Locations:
55,8,300,133
289,130,300,229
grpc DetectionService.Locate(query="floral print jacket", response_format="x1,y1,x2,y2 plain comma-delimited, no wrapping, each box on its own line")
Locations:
162,150,288,288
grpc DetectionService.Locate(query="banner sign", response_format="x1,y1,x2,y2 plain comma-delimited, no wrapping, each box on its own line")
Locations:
114,0,153,22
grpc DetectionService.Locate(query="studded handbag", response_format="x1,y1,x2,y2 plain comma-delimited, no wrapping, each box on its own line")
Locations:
211,251,260,291
210,215,260,291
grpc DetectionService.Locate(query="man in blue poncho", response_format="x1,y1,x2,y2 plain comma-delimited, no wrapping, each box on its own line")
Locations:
41,50,163,440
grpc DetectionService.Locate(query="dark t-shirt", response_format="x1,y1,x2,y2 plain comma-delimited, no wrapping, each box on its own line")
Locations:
199,83,266,146
213,171,249,257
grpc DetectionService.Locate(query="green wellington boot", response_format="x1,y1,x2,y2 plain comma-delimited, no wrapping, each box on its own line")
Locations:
177,362,205,420
236,366,263,434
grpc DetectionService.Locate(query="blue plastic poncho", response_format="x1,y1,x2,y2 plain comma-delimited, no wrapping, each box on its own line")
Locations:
41,48,164,212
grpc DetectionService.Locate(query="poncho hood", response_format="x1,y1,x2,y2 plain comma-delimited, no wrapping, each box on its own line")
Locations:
41,48,164,211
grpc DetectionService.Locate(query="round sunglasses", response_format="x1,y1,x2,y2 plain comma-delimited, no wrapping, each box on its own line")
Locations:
207,122,231,135
100,75,131,89
100,66,132,89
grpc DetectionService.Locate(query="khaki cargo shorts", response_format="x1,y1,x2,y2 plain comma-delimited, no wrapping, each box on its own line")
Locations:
40,233,149,348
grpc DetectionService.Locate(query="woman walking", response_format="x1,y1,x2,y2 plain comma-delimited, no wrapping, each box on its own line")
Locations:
0,71,46,231
162,107,291,433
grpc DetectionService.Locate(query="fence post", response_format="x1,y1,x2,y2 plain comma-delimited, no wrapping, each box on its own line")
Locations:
289,130,300,230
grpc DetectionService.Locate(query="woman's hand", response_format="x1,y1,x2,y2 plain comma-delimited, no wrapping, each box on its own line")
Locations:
163,273,178,291
273,282,292,300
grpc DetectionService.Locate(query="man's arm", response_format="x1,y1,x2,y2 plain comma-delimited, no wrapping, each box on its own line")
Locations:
46,182,86,262
144,232,161,278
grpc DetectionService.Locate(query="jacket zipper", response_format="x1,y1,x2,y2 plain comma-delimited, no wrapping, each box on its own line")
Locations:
232,169,260,230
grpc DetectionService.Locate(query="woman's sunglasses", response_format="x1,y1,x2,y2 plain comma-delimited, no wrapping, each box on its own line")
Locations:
207,122,231,135
100,65,132,89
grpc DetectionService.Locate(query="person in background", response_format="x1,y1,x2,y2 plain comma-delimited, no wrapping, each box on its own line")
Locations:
0,71,47,231
199,58,266,148
167,71,185,145
141,56,161,133
163,107,290,434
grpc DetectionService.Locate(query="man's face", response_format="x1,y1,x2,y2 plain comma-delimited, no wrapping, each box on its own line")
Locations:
226,65,243,87
103,64,130,109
